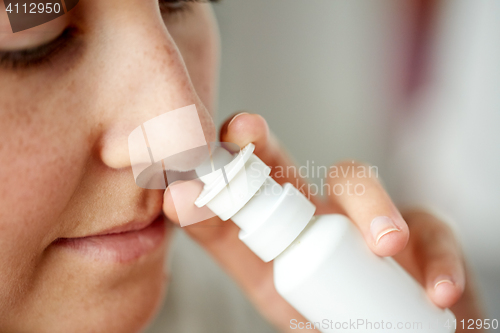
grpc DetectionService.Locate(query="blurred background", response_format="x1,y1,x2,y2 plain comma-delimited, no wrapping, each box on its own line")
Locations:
148,0,500,332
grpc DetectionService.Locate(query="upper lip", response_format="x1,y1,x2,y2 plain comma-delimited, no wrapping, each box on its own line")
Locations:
60,210,164,240
89,214,163,237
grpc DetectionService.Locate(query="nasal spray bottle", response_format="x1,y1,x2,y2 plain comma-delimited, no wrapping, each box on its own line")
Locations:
194,143,455,333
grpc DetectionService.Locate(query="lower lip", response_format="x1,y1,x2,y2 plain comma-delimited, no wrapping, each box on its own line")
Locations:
55,216,167,263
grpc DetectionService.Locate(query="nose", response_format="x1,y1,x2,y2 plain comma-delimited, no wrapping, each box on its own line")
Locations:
95,6,216,172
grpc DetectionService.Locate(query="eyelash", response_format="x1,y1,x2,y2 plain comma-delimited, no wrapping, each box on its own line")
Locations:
160,0,219,18
0,0,218,70
159,0,193,16
0,27,77,70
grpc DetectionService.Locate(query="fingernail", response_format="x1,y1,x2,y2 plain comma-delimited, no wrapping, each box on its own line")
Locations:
370,216,400,245
434,275,454,290
228,112,249,129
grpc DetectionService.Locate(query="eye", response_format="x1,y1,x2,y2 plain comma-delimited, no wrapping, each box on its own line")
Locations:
159,0,219,17
159,0,192,15
0,12,73,69
0,27,76,69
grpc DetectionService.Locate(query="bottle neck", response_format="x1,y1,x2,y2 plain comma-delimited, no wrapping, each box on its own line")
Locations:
231,175,316,262
195,144,316,262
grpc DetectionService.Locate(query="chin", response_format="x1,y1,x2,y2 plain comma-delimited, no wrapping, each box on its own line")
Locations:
68,244,170,333
100,274,168,333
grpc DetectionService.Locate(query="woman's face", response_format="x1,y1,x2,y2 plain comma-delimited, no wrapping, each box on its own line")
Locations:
0,1,218,332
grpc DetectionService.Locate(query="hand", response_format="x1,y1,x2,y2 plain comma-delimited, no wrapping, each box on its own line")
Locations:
163,112,484,332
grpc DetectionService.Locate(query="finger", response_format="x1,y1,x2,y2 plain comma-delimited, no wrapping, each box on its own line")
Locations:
163,180,227,242
403,210,465,308
326,160,410,256
220,112,325,208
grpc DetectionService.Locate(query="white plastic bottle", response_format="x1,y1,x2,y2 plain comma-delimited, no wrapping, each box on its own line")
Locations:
194,144,456,333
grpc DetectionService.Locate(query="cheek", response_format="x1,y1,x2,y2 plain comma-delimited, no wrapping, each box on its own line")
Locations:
167,4,220,115
0,83,92,310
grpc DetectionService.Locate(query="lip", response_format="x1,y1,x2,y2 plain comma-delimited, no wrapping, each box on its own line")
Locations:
54,214,167,263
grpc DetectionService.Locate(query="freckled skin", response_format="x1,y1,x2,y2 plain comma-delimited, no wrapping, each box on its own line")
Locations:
0,1,218,332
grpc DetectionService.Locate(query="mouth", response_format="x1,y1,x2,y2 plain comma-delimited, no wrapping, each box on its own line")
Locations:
54,214,167,263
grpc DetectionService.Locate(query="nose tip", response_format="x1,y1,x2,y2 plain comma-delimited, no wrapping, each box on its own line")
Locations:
129,103,213,174
129,104,216,190
100,103,215,172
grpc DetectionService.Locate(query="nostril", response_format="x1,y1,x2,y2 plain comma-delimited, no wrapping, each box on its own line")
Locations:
126,104,215,188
